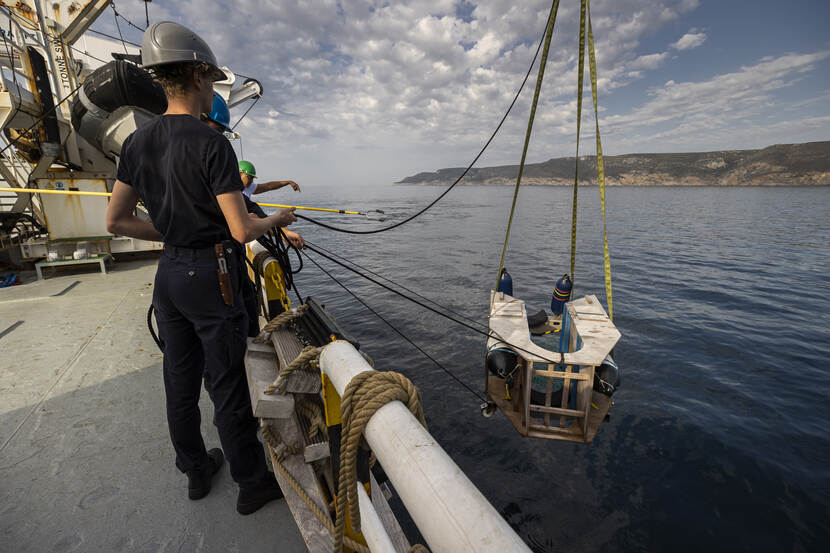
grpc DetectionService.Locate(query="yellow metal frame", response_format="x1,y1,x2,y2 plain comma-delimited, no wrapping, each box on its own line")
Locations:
321,373,342,427
320,371,369,552
246,245,291,314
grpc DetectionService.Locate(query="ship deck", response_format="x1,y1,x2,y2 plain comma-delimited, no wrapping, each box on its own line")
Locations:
0,256,308,553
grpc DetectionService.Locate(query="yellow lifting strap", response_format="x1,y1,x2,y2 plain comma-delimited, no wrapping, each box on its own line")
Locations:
493,0,561,298
586,0,614,321
569,0,587,281
569,0,614,321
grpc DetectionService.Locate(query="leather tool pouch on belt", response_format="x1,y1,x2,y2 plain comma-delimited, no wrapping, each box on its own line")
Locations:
215,242,234,306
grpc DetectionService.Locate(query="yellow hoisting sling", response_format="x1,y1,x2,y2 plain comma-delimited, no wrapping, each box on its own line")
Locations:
586,0,614,320
492,0,613,320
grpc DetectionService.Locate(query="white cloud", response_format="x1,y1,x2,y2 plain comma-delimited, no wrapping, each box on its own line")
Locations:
629,52,670,70
671,30,707,50
600,51,830,151
84,1,829,187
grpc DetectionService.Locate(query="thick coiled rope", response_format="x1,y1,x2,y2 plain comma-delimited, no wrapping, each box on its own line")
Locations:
333,371,428,553
261,375,429,553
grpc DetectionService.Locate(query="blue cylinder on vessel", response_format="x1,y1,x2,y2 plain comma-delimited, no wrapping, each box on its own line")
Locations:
497,268,513,296
551,274,572,315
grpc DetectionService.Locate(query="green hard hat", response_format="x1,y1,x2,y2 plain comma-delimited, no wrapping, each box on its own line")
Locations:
238,160,256,178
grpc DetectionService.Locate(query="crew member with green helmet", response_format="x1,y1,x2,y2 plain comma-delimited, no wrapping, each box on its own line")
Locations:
105,21,288,515
237,159,301,197
239,160,304,248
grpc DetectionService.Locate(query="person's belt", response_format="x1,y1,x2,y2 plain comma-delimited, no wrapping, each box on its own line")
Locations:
163,244,219,260
164,241,239,307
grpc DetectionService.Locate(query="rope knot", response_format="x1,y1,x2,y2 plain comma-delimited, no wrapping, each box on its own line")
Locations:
333,371,426,553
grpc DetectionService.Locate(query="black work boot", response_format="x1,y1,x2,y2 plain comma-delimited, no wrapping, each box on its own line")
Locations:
236,472,284,515
187,448,225,500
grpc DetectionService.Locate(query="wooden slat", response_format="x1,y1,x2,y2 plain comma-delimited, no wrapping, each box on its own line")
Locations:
522,360,531,433
583,392,613,444
559,364,572,427
532,369,590,380
264,417,333,553
528,423,583,437
486,376,526,436
576,366,594,437
527,426,586,444
528,405,584,418
543,364,552,427
244,339,295,419
370,472,411,553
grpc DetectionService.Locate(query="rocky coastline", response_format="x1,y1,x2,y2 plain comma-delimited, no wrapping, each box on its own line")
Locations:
395,141,830,186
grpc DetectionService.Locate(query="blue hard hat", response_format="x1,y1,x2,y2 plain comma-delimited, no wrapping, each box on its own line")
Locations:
205,93,231,131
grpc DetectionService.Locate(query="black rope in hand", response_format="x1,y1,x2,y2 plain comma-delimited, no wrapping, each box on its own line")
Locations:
255,228,304,304
147,304,163,352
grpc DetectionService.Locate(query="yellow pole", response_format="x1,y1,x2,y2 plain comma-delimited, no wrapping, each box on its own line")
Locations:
0,187,365,215
0,187,111,198
255,202,361,215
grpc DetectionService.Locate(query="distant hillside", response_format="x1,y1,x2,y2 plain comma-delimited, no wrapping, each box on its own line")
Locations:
395,141,830,186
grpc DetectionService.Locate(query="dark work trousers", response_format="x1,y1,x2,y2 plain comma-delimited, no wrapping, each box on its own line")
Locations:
203,256,260,405
153,245,267,488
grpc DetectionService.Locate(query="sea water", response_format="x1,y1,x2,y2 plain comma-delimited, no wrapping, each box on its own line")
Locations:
262,184,830,552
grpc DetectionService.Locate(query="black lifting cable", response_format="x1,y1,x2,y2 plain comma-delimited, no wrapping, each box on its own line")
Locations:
294,1,556,235
110,3,129,55
111,1,147,33
305,239,486,330
70,43,109,64
303,243,563,367
302,248,486,402
231,96,261,132
254,227,304,304
86,28,141,48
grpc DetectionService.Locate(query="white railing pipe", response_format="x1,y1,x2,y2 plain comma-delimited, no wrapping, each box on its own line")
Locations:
320,341,532,553
357,483,398,553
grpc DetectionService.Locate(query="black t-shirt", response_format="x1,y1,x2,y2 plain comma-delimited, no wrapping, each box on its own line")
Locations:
116,114,243,248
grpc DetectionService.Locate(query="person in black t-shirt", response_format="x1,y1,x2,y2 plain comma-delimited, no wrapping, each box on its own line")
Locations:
105,21,293,515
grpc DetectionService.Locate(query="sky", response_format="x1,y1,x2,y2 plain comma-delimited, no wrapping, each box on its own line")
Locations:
89,0,830,187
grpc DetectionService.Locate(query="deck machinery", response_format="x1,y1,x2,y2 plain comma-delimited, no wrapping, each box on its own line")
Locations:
0,0,261,267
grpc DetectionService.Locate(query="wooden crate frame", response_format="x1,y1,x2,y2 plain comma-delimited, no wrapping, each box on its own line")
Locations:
486,292,620,444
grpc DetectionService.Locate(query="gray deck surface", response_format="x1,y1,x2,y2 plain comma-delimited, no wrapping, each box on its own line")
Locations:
0,257,308,553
